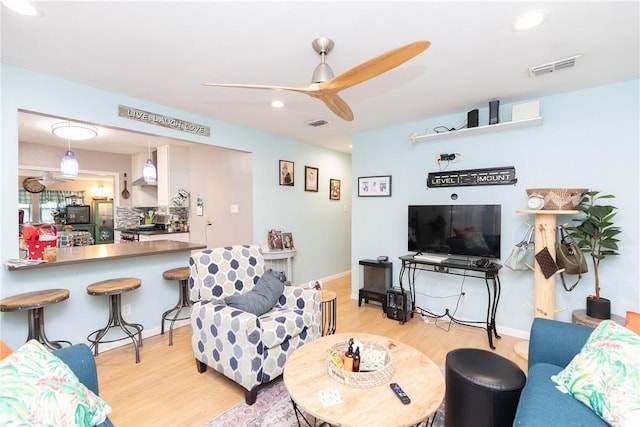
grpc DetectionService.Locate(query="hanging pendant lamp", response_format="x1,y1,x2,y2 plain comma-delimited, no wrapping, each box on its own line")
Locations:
143,139,157,183
60,139,79,177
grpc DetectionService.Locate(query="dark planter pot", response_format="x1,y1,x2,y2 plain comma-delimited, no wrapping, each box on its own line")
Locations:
586,297,611,320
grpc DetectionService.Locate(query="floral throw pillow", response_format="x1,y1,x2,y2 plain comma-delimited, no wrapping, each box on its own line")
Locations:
0,340,112,426
551,320,640,427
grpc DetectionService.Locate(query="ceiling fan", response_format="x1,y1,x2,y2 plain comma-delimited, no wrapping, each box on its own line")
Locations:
22,172,71,193
203,38,431,121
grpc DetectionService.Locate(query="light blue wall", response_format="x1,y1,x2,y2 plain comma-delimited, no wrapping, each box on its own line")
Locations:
351,80,639,337
0,64,351,348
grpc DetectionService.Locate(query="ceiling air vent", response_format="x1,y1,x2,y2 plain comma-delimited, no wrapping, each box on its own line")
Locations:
529,55,581,77
306,119,330,127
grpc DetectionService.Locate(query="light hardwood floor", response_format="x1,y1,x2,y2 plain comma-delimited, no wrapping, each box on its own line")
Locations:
96,273,528,426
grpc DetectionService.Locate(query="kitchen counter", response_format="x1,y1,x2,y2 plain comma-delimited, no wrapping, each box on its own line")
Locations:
6,240,205,271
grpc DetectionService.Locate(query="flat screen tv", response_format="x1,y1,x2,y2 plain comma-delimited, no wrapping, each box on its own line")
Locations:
408,204,501,259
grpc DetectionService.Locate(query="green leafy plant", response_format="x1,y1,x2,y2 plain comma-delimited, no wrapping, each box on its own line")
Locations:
567,191,621,300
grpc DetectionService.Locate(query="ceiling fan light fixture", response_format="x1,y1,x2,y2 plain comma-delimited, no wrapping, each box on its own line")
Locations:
51,121,98,140
38,173,56,186
311,37,335,83
312,63,334,84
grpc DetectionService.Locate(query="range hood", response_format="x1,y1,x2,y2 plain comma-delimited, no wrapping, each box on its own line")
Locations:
132,176,157,186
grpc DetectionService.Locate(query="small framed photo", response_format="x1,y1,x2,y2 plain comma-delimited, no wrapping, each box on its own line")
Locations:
304,166,319,192
329,179,341,200
282,232,294,249
267,229,283,250
358,175,392,197
279,160,294,186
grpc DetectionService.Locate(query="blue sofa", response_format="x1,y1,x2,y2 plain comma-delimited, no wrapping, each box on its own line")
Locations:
513,318,606,426
53,344,114,427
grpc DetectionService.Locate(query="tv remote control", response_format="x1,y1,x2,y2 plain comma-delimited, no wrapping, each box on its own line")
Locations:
390,383,411,404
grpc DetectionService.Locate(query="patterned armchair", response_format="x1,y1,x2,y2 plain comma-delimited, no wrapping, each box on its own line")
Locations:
189,245,322,405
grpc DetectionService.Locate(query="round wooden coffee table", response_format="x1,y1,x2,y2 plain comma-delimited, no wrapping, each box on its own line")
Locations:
283,333,444,426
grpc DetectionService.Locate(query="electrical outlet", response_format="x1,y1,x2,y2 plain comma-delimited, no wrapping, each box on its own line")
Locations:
122,304,131,316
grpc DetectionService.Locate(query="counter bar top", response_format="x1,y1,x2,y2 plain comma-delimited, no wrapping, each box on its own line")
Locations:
6,240,206,271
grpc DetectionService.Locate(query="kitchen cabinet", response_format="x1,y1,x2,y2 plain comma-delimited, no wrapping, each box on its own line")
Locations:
131,152,158,207
138,233,190,243
157,145,189,207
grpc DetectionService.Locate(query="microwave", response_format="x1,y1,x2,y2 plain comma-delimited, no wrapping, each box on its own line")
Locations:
66,205,91,224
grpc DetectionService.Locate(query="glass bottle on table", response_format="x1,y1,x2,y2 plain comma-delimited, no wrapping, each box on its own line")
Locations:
343,339,355,372
352,346,361,372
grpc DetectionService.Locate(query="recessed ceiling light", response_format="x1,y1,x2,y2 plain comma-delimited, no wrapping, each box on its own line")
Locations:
271,100,285,108
514,10,544,30
1,0,41,17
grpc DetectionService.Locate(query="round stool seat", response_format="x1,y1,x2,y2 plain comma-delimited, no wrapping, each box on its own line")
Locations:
0,289,71,350
446,348,525,427
87,278,141,295
1,289,69,311
162,267,190,281
161,267,191,346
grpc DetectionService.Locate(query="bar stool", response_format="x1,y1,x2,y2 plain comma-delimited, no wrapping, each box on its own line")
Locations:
0,289,71,350
161,267,191,346
86,278,144,363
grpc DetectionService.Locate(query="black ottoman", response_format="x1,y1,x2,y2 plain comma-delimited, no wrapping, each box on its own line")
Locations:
445,348,525,427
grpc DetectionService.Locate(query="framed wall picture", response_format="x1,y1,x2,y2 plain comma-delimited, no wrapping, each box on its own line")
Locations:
329,179,341,200
279,160,294,186
358,175,392,197
305,166,319,192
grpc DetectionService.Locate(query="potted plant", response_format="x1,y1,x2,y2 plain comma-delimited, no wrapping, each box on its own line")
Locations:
567,191,621,319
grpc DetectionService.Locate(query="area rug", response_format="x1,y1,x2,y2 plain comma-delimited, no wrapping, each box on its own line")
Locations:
204,376,445,427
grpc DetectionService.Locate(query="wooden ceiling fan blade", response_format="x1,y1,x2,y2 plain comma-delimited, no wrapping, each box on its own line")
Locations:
322,40,430,92
202,82,309,92
315,93,354,121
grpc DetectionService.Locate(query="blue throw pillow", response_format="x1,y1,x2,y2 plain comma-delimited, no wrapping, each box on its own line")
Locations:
224,269,285,316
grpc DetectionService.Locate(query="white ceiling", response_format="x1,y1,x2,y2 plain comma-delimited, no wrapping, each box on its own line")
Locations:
3,1,639,155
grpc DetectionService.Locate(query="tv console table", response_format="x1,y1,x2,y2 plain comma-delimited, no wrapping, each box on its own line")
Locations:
399,255,502,349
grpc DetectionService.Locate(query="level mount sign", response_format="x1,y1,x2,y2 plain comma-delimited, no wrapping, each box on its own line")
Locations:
427,166,517,188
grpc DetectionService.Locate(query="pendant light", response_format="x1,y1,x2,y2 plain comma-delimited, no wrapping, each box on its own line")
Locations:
142,138,157,183
60,139,79,177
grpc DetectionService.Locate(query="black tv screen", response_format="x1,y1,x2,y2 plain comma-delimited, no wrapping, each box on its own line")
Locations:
408,204,501,259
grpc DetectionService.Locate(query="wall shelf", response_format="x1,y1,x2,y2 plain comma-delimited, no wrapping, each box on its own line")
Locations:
409,116,543,144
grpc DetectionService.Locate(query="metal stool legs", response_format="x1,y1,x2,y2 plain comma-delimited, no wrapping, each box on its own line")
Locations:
161,279,191,345
28,306,72,351
87,293,144,363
